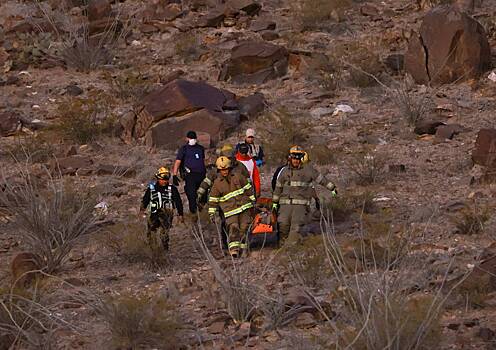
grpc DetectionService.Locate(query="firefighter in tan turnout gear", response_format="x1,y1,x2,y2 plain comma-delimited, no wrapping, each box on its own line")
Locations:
208,156,256,258
272,146,337,243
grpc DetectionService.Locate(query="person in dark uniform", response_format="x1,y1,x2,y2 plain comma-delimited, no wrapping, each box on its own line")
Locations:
172,131,206,214
141,167,184,251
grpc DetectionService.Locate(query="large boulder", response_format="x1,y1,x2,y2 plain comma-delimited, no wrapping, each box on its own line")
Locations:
128,79,240,149
405,5,491,85
472,129,496,167
219,41,288,84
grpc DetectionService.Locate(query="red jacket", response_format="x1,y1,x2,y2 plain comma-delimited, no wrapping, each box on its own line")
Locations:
235,152,261,196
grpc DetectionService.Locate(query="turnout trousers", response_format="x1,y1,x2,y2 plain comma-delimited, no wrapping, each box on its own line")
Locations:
225,210,252,247
278,204,309,244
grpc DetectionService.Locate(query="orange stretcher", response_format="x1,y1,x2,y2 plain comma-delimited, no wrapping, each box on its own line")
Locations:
248,197,279,248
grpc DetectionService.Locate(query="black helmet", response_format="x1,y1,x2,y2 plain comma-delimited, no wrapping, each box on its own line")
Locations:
238,143,249,155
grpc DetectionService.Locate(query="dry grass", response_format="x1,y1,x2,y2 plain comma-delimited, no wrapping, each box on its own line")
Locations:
346,147,387,186
97,293,183,349
314,216,463,350
103,220,169,270
4,135,56,164
0,285,75,349
256,108,310,166
291,0,352,30
0,169,98,274
37,2,131,72
54,91,117,144
104,70,154,105
388,75,431,126
451,201,491,235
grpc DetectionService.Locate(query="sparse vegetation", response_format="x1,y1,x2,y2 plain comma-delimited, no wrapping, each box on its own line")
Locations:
104,70,155,105
174,32,205,63
5,135,56,164
37,3,130,71
97,293,183,349
291,0,352,30
451,201,491,235
257,108,310,166
388,74,431,125
103,220,169,270
346,147,387,186
54,91,117,144
0,170,98,274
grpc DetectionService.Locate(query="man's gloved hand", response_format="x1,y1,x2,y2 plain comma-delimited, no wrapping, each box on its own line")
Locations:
271,203,279,214
330,188,338,197
209,213,216,224
172,175,180,186
255,159,263,167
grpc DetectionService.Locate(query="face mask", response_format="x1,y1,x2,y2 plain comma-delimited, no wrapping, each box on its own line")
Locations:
188,139,197,146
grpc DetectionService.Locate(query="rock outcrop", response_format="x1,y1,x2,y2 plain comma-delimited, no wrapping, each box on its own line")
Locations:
405,5,491,84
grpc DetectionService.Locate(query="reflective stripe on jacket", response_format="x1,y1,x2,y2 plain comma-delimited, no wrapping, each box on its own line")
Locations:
208,171,255,218
272,164,335,205
197,161,250,200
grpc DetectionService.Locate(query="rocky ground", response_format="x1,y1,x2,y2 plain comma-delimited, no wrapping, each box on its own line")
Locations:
2,0,496,349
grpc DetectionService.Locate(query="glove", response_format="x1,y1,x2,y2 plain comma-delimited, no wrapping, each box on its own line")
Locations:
330,189,338,197
271,203,279,214
172,175,180,186
256,159,263,167
209,214,216,224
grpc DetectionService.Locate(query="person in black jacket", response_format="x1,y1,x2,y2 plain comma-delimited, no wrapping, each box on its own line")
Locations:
172,130,206,214
141,167,183,251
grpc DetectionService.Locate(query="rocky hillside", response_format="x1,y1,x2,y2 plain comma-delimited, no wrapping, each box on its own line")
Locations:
1,0,496,348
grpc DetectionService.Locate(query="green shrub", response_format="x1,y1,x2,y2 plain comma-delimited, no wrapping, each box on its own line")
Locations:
346,147,387,185
5,135,55,163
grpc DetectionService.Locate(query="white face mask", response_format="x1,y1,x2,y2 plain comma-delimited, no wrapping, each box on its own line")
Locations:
188,139,197,146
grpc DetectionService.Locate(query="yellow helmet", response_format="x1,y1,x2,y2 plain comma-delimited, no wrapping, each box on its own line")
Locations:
218,143,234,157
155,166,170,179
302,151,309,164
216,156,231,170
289,145,305,159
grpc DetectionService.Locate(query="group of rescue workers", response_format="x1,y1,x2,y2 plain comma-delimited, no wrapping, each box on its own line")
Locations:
141,128,337,258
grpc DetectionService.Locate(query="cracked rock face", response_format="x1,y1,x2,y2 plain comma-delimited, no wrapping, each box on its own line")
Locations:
405,5,491,85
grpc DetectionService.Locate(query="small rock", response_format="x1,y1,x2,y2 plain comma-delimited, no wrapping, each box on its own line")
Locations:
447,323,460,330
65,84,83,96
477,327,495,341
360,3,379,16
208,321,226,334
87,0,112,22
249,19,276,32
488,71,496,83
472,129,496,167
310,107,333,118
434,124,464,141
294,312,317,328
231,322,252,341
463,319,479,328
260,31,279,41
332,104,353,116
413,119,445,135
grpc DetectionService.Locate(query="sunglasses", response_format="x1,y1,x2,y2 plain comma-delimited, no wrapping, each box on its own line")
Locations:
290,154,304,160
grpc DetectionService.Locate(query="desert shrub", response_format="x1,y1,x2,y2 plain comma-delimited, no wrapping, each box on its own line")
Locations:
5,135,56,163
303,53,343,94
0,286,71,349
387,74,431,125
54,91,117,144
320,222,448,350
37,3,130,71
279,235,333,289
98,293,182,349
339,42,383,88
306,144,337,165
291,0,352,30
346,147,387,185
451,201,491,235
103,220,168,270
256,108,310,166
104,70,154,104
321,190,377,222
0,171,98,274
174,32,205,63
9,32,54,68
